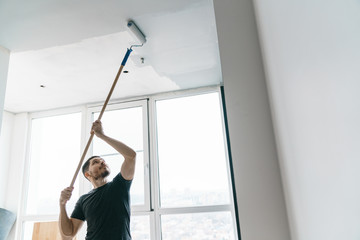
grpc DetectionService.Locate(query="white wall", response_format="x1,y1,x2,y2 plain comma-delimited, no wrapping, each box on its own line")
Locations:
0,111,14,207
0,46,10,133
253,1,360,239
4,113,29,240
0,46,10,207
213,0,291,239
1,46,29,240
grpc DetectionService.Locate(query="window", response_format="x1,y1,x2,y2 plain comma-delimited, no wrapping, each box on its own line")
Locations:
161,212,234,239
20,111,82,239
155,92,236,239
19,89,237,239
91,101,149,208
156,93,231,207
89,100,151,239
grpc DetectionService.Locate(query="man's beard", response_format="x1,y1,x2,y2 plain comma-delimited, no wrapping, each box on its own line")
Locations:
101,169,110,178
93,169,110,180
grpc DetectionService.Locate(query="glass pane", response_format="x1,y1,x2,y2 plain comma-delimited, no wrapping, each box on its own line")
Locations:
156,93,231,207
98,152,145,205
161,212,236,240
26,113,81,215
93,107,143,155
131,215,151,240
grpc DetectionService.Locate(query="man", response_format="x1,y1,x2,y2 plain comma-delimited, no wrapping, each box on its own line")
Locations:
59,120,136,240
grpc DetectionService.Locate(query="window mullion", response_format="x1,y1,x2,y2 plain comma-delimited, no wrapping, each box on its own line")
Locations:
143,99,151,213
158,204,232,215
148,97,162,240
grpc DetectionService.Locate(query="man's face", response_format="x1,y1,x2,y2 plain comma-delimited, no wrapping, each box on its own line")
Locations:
87,157,110,180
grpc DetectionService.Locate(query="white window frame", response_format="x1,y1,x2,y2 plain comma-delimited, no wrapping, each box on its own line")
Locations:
86,99,151,212
149,87,239,240
16,86,238,240
16,106,87,240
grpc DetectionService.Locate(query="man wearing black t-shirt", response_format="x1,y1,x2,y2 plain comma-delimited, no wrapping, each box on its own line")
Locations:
59,120,136,240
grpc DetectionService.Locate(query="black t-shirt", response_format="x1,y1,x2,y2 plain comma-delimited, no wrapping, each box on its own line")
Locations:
71,173,132,240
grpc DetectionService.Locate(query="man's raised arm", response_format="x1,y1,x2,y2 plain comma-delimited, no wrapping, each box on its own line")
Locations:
91,120,136,180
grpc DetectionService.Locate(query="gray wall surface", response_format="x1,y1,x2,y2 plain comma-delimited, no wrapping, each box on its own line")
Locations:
0,46,10,134
213,0,291,239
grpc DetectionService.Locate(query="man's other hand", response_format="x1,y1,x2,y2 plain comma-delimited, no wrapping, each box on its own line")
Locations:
60,187,74,206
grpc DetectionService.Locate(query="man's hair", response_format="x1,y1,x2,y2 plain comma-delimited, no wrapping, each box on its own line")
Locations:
82,155,100,179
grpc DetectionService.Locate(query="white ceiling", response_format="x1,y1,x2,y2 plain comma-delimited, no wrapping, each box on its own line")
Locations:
0,0,221,113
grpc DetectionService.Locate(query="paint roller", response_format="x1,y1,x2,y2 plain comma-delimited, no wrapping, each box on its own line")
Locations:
127,20,147,47
69,20,146,188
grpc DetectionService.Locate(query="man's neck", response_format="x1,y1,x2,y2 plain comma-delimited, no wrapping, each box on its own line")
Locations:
91,178,108,189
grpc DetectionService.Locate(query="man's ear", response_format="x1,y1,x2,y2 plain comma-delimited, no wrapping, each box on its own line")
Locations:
85,171,91,180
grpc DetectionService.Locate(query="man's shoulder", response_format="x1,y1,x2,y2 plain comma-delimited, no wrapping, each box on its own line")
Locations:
108,173,132,191
112,172,132,183
78,188,97,202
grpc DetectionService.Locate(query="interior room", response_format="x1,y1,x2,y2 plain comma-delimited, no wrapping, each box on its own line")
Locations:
1,0,359,239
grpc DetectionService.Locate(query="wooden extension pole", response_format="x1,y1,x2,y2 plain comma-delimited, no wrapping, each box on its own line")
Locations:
69,48,133,188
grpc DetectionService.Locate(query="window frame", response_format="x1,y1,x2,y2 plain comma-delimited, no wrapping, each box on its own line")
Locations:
150,88,239,240
16,106,87,240
86,99,151,212
16,86,239,240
